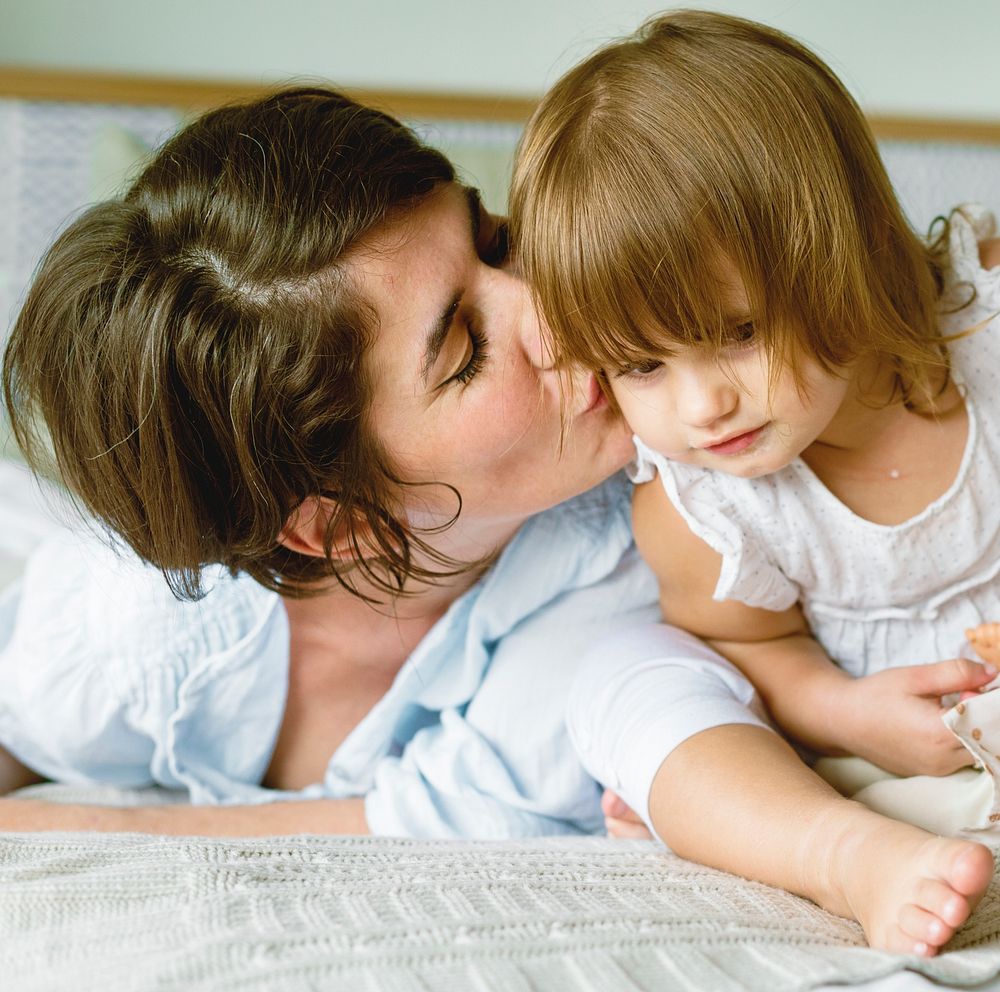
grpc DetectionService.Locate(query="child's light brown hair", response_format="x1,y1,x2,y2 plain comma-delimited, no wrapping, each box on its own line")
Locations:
3,87,461,602
510,9,950,408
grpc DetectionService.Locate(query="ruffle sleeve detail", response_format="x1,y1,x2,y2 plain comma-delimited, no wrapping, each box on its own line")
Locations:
946,204,999,287
941,205,1000,328
631,437,800,613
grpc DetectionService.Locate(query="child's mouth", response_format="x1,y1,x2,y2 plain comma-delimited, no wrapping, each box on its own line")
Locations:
702,425,764,455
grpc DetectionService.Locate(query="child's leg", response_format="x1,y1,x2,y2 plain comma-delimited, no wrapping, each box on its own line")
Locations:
650,723,993,955
568,624,994,954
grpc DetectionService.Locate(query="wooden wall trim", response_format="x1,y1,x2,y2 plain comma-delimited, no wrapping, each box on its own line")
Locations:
0,65,537,123
866,115,1000,146
2,65,1000,142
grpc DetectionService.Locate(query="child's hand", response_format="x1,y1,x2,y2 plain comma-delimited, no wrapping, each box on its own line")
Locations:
601,789,654,840
839,659,997,777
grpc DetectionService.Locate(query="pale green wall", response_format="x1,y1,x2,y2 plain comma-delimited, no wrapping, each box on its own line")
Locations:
1,0,998,119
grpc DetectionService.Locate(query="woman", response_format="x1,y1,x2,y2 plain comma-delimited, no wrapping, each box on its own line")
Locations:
0,87,761,835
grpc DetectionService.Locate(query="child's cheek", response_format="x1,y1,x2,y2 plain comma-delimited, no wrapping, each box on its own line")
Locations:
612,386,670,450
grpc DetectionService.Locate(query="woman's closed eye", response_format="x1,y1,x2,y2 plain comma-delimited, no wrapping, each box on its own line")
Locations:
449,320,490,386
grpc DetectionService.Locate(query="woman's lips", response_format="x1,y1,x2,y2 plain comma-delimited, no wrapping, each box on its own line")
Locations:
703,425,764,455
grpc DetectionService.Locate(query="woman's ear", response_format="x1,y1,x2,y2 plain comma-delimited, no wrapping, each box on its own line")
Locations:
278,496,375,561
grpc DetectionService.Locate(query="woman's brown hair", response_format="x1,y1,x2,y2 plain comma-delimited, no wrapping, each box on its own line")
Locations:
510,10,950,408
3,87,460,601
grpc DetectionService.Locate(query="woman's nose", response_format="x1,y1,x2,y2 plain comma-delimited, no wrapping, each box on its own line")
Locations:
508,279,557,372
523,322,558,372
673,363,738,428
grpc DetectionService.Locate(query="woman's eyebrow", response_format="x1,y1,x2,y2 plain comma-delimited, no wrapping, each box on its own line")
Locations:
421,294,462,385
419,188,483,386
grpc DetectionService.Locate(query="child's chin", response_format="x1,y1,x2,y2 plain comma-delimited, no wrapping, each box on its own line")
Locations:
713,454,783,479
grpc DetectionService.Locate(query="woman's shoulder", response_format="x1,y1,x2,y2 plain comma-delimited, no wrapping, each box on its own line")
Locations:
0,528,289,796
475,472,639,626
529,470,634,544
8,528,283,681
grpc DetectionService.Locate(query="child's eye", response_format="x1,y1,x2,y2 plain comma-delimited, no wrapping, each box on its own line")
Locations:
617,359,664,379
728,321,756,348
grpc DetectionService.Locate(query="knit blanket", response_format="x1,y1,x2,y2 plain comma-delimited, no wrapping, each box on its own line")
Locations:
2,823,1000,991
3,463,1000,990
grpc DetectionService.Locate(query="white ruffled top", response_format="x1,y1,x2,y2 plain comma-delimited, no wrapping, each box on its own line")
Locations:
632,206,1000,677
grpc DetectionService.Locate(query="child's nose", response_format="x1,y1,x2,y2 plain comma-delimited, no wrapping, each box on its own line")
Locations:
674,365,737,427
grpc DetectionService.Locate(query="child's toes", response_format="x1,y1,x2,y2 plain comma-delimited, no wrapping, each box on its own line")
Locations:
899,903,954,950
915,877,972,929
945,843,995,901
881,922,938,958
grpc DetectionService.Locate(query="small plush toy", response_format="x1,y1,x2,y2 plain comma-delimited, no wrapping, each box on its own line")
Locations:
966,623,1000,668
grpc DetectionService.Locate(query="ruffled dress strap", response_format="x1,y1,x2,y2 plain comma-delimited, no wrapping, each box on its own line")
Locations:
945,204,998,286
630,437,800,613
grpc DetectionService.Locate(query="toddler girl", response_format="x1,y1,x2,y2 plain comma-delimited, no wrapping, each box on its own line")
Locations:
511,9,998,957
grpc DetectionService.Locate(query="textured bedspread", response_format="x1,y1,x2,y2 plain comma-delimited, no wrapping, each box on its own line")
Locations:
2,824,1000,991
3,463,1000,991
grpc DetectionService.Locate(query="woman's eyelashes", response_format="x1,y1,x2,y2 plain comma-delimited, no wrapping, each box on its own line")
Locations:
450,321,489,386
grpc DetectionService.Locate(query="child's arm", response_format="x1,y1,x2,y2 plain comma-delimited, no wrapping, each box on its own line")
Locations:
632,478,994,776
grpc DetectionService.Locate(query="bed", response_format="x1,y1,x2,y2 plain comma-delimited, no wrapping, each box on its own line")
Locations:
3,70,1000,991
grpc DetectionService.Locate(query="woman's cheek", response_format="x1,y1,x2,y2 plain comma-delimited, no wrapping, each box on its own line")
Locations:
479,374,540,436
466,401,524,459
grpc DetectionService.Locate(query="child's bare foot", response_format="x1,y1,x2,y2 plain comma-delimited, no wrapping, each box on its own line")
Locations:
813,807,994,955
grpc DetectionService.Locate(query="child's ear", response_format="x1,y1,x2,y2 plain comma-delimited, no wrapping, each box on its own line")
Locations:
278,496,375,561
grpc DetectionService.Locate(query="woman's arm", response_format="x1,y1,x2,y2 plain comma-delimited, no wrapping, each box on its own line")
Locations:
0,796,368,835
0,745,44,794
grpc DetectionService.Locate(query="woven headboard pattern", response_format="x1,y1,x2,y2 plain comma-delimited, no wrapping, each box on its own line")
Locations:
1,88,999,460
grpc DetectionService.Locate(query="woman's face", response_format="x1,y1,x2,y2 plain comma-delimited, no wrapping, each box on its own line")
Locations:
351,183,632,553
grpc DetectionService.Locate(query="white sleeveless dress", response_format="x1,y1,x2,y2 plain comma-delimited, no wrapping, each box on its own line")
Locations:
633,205,1000,679
632,205,1000,831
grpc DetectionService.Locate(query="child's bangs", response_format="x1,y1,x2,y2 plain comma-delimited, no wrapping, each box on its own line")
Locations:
568,235,761,373
516,142,760,374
